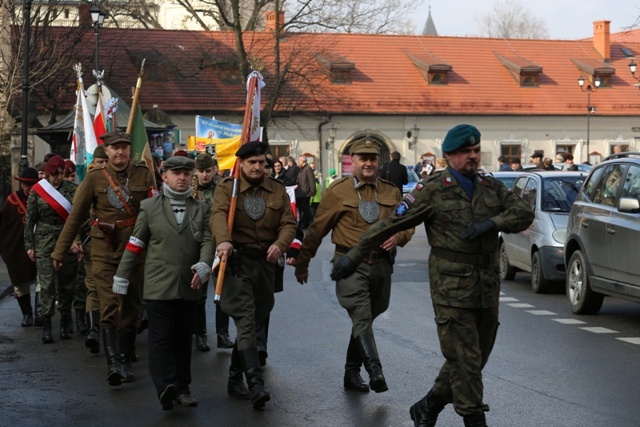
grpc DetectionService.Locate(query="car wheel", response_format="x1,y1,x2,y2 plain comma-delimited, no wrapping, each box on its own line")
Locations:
531,251,551,293
499,241,516,281
566,250,604,315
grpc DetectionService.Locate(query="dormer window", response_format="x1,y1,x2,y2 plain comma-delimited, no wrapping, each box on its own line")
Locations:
317,54,355,84
496,53,542,88
406,52,451,86
571,58,615,88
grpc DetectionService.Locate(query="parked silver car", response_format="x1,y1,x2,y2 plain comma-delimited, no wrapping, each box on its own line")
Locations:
500,171,586,292
564,153,640,314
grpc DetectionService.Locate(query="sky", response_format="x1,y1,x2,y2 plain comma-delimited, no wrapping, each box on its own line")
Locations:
413,1,640,39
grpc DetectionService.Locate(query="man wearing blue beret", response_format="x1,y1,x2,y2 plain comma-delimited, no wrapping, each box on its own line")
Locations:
331,124,535,427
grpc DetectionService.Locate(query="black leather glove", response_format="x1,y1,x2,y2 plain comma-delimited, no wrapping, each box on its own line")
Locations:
459,220,496,241
330,255,358,281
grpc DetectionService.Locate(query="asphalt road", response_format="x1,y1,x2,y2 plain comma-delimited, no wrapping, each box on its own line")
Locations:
1,227,639,426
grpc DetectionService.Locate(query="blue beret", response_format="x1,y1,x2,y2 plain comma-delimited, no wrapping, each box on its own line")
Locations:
442,124,481,153
236,141,268,159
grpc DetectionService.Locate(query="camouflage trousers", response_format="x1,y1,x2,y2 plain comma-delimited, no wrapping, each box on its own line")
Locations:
432,304,499,416
73,259,87,312
37,253,78,318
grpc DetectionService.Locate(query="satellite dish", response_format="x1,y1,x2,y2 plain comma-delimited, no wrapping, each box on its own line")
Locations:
86,84,112,116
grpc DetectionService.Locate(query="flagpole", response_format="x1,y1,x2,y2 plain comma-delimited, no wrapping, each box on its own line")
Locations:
127,59,145,134
213,74,260,303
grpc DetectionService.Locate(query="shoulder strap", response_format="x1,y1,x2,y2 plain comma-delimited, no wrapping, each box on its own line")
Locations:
101,168,135,216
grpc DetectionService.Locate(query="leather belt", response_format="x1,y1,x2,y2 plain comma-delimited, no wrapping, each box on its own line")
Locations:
115,216,137,229
335,245,387,265
430,247,497,266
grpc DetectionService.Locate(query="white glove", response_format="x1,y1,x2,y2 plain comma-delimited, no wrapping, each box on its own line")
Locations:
191,262,210,285
113,276,129,295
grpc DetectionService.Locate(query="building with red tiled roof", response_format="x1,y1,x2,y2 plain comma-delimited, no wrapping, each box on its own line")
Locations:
32,20,640,176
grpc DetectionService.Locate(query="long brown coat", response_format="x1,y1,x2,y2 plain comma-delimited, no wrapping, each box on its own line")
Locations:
0,190,36,285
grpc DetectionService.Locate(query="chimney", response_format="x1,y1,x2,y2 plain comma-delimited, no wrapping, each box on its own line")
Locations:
264,10,284,33
78,2,92,29
593,20,611,62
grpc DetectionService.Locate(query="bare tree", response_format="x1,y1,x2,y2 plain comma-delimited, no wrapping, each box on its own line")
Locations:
476,0,549,39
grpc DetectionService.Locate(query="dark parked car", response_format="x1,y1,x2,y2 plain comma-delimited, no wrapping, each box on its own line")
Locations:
564,153,640,314
500,171,585,292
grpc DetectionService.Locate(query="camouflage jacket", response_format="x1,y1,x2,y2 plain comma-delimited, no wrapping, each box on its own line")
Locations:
24,180,77,256
353,168,534,308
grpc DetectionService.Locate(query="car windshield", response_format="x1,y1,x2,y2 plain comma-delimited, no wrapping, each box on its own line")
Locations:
495,177,517,190
541,176,585,212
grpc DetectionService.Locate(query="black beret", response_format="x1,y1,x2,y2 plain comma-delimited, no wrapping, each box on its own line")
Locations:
442,124,481,153
235,141,268,159
164,156,195,171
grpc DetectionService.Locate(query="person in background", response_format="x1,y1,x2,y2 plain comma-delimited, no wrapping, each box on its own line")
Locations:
295,155,316,229
564,154,578,171
273,160,290,185
113,155,214,410
0,168,39,327
541,158,556,171
326,168,338,188
510,158,524,171
284,156,299,187
192,152,234,351
25,155,79,343
555,153,566,164
310,173,323,219
530,152,543,169
497,156,512,171
35,162,47,180
330,124,534,427
380,151,408,192
63,160,77,183
295,139,414,395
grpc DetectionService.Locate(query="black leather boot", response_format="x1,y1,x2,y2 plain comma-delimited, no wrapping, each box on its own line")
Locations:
227,344,250,400
239,347,270,409
355,329,388,393
60,314,72,340
410,389,447,427
33,292,43,327
119,329,136,383
102,328,122,386
256,317,269,366
194,303,210,351
76,309,89,335
17,294,34,327
463,412,488,427
215,305,234,349
42,317,54,344
344,335,369,392
85,311,100,354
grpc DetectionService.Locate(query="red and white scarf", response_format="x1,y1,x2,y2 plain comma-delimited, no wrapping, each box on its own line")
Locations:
32,179,72,221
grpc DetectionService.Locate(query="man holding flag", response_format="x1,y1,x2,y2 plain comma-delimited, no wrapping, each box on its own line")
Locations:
52,130,156,387
24,155,80,344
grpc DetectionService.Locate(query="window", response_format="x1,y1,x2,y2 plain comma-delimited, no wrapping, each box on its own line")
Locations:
621,165,640,200
582,166,605,201
64,8,70,19
500,144,522,164
521,178,537,209
592,164,627,206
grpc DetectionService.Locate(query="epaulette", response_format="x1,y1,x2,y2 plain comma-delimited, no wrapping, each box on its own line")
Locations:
87,165,105,174
377,177,395,186
332,176,350,186
133,161,150,169
220,176,235,184
476,174,494,187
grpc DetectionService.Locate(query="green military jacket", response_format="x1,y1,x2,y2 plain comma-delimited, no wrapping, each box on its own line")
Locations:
24,180,77,256
353,168,534,308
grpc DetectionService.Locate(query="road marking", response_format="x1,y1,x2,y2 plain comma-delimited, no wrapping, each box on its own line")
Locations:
552,318,587,325
526,310,557,315
616,338,640,345
508,303,535,308
580,327,618,334
500,297,519,302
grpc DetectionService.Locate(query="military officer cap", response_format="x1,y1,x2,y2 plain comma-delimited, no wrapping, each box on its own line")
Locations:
164,155,195,171
44,155,66,175
14,167,39,184
93,145,108,159
235,141,268,159
442,124,481,154
195,152,215,169
99,130,131,146
349,139,380,156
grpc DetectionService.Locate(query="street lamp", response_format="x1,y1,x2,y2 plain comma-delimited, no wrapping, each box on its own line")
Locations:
325,124,337,150
629,60,640,89
19,0,33,175
578,75,601,163
90,2,107,74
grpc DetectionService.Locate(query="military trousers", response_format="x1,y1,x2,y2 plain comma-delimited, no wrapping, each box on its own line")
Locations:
82,244,100,312
220,256,275,351
334,255,392,339
92,259,143,333
431,304,499,416
73,259,87,312
37,253,77,318
13,281,34,298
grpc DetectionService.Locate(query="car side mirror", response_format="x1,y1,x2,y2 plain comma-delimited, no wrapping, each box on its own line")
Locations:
618,197,640,214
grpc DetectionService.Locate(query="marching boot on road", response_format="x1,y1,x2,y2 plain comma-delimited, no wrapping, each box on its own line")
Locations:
103,327,122,386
